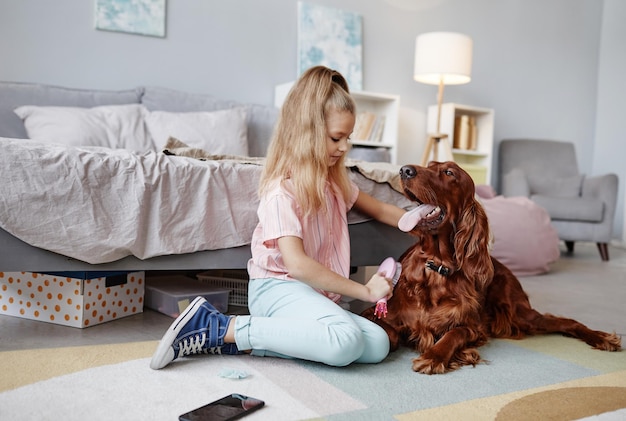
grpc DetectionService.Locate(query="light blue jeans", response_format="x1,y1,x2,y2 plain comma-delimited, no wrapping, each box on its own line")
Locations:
233,278,389,366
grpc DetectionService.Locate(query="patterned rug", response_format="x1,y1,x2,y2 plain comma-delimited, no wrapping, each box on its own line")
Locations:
1,335,625,420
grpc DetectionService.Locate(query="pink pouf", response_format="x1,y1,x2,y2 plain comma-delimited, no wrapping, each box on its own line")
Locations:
476,185,560,276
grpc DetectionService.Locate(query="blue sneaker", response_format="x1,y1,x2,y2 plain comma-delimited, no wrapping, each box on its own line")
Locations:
150,296,240,369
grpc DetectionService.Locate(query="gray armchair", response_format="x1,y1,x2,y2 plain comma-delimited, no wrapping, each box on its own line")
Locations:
498,139,618,261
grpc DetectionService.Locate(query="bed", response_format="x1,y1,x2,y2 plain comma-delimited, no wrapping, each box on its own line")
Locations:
0,81,414,272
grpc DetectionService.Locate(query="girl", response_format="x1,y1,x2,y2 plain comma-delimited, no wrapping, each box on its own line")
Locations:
151,66,406,370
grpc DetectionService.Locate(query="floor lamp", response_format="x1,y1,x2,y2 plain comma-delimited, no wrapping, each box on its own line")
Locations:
414,32,473,166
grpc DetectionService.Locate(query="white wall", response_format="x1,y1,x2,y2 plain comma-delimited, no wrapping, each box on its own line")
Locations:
594,0,626,244
0,0,623,240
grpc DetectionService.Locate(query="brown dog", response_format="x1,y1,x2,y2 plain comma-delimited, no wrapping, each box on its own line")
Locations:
362,161,621,374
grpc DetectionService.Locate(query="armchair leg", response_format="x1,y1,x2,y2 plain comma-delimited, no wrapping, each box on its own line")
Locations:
597,243,610,261
565,241,575,254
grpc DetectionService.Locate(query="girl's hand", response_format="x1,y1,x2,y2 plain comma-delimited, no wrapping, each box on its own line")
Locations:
364,273,392,303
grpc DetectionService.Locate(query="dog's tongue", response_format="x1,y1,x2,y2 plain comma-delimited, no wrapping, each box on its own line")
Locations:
398,204,437,232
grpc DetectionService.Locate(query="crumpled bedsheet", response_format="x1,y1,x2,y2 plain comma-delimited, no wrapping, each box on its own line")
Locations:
0,138,411,264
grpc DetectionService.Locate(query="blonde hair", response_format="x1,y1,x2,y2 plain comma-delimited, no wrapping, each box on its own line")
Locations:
260,66,355,215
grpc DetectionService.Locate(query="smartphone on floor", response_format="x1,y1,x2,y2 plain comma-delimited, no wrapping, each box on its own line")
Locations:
179,393,265,421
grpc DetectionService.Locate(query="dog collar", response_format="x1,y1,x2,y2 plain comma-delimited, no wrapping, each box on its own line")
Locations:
426,260,452,276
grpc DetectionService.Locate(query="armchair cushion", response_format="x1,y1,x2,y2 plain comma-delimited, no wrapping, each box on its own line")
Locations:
527,174,584,198
531,195,604,222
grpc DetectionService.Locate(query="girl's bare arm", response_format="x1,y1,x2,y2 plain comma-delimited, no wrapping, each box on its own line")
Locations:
353,191,405,228
277,235,390,302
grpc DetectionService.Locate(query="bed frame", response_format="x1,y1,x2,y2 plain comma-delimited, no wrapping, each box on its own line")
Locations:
0,221,414,272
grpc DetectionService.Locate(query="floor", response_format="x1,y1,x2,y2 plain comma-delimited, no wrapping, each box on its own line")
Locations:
1,242,624,352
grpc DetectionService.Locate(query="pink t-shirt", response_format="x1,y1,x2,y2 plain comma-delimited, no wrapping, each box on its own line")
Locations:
247,178,359,303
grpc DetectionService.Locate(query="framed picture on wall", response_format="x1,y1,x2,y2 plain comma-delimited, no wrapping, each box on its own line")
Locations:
297,2,363,91
95,0,167,38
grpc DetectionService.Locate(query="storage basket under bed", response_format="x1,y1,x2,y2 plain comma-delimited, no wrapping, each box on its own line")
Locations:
196,270,249,306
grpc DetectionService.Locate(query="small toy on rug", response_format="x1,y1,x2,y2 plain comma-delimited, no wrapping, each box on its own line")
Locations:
218,368,249,379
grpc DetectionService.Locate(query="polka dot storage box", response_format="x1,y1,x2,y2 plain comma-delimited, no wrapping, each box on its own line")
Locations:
0,271,144,328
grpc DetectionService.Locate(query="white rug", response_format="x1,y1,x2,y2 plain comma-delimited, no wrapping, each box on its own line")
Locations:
0,353,364,421
1,338,625,421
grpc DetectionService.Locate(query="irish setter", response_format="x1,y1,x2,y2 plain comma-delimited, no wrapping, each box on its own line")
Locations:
362,161,621,374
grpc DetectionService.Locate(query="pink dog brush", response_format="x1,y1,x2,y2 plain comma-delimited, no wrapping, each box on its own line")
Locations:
374,257,402,318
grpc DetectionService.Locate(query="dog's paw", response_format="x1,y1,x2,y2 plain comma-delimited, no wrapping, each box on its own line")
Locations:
592,332,622,352
412,347,483,374
454,347,482,366
411,356,448,374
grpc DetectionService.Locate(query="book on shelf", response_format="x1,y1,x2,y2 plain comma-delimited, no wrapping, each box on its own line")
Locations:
355,112,376,140
353,112,385,142
352,112,365,140
369,115,386,143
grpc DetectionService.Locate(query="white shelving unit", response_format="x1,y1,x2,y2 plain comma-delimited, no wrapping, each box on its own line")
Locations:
427,103,495,185
275,82,400,164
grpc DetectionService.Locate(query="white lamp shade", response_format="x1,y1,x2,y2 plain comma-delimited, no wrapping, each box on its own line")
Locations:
414,32,472,85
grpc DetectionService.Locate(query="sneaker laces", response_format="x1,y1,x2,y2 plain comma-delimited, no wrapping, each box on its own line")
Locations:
178,332,228,357
179,332,209,357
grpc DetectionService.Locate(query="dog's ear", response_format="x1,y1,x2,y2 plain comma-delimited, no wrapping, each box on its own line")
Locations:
454,198,494,289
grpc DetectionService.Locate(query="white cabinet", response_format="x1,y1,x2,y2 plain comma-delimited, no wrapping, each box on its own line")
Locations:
427,103,495,185
275,83,400,164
